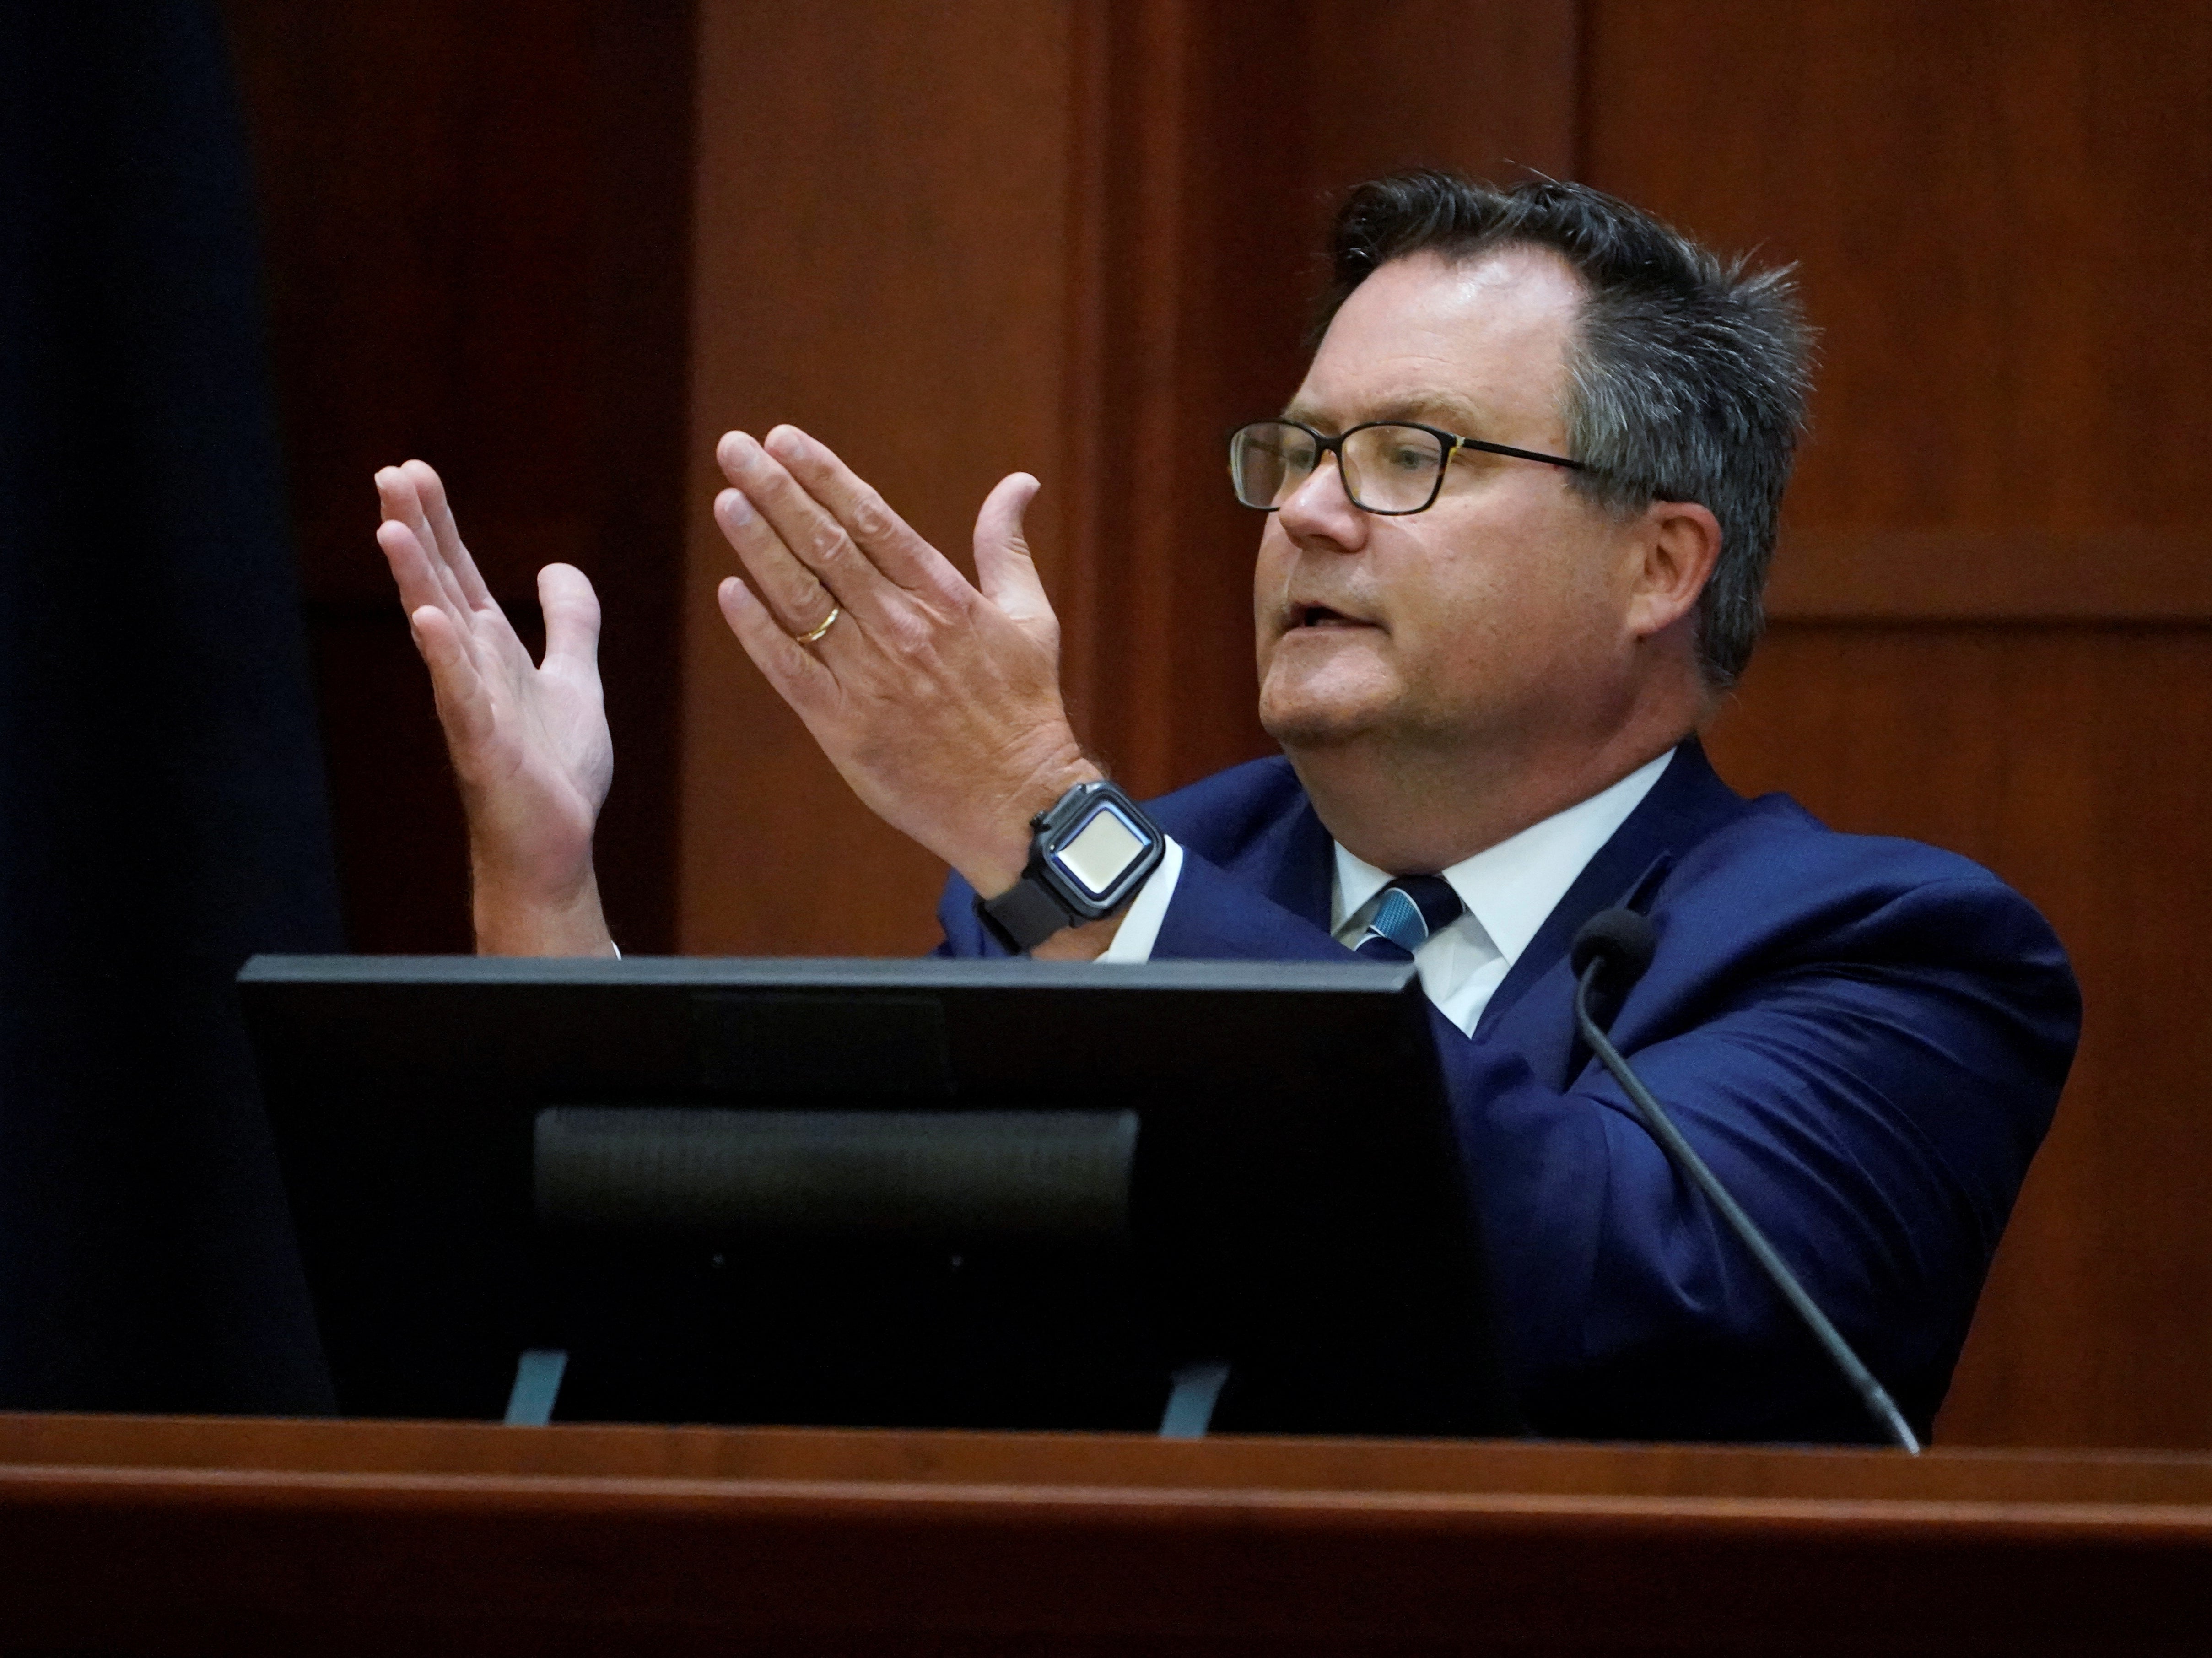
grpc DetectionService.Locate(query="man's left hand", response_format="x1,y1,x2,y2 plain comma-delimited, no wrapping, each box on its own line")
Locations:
712,424,1101,905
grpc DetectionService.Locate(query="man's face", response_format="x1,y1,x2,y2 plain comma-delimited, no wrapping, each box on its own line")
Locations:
1254,248,1640,761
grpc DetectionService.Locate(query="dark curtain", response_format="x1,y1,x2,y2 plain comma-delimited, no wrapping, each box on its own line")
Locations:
0,0,338,1411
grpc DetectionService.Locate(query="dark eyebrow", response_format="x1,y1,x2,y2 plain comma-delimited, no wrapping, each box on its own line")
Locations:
1279,390,1502,435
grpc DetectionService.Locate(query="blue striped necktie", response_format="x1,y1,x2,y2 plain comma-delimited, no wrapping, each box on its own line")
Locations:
1354,874,1464,962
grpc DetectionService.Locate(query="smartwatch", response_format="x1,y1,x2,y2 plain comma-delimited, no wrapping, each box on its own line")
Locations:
975,779,1166,953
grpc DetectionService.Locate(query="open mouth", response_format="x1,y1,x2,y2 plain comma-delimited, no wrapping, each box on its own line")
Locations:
1293,604,1374,629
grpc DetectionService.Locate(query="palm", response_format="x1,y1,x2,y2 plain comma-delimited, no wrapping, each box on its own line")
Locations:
374,461,610,898
445,580,611,852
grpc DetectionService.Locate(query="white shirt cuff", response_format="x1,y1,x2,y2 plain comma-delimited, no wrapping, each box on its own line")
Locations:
1098,835,1183,962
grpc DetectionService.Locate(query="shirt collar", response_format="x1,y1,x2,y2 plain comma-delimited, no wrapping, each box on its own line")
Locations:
1331,749,1675,961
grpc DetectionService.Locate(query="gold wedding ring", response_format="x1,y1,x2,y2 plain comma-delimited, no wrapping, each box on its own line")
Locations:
794,606,841,645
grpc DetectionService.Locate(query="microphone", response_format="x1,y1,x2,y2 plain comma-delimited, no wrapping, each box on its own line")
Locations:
1570,909,1922,1454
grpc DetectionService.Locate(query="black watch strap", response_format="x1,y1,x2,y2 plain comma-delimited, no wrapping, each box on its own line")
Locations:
977,874,1076,954
973,778,1164,953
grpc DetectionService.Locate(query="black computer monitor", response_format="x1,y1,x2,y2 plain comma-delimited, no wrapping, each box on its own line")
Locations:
240,955,1513,1437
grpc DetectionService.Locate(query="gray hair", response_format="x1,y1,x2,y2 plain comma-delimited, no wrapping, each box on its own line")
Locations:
1318,172,1813,688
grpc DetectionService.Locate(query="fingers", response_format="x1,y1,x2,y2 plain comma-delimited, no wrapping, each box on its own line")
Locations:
712,482,842,638
396,459,496,609
971,472,1058,647
713,427,968,632
758,426,965,595
375,460,495,624
538,563,603,674
715,574,836,711
375,464,474,622
407,604,495,752
377,463,552,705
376,516,457,623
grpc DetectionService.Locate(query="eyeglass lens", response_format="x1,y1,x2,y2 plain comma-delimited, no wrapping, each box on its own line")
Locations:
1230,422,1449,514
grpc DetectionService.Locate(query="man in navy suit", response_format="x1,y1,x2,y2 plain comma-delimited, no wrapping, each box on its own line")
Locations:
375,173,2077,1441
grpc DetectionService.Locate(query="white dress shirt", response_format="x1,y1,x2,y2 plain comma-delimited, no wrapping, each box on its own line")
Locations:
1103,751,1673,1035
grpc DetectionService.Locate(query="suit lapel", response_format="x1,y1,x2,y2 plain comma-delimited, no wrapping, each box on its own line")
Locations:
1262,797,1337,931
1472,739,1746,1052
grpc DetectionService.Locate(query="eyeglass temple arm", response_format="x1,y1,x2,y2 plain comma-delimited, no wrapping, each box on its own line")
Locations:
1450,435,1585,470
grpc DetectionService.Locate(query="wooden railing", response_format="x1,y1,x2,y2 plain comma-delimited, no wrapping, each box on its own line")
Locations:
3,1412,2208,1653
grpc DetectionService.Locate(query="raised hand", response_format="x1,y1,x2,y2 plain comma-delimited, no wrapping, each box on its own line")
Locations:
374,460,616,956
709,426,1106,926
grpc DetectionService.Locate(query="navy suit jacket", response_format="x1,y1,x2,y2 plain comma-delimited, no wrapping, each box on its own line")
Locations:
936,741,2080,1442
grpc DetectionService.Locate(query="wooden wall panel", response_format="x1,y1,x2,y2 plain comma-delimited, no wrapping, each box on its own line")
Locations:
675,0,1589,953
1303,0,1580,202
676,2,1079,955
1705,626,2212,1447
224,0,695,952
1585,3,2212,1446
1583,0,2212,616
1055,0,1306,799
1767,529,2212,620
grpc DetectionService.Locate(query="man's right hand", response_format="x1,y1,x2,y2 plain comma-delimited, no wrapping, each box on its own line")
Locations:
374,460,616,956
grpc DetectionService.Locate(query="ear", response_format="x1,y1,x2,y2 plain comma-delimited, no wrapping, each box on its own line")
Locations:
1626,500,1722,642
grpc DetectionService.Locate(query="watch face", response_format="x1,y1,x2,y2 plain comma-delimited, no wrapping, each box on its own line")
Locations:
1049,803,1149,900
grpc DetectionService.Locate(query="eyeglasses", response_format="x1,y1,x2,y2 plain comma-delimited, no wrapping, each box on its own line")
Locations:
1227,419,1584,516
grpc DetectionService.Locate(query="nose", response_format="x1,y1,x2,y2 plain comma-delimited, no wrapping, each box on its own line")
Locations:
1275,448,1369,552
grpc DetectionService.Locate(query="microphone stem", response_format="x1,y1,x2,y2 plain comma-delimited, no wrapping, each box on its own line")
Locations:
1575,963,1922,1454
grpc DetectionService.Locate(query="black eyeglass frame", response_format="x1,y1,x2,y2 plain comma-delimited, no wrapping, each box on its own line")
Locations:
1228,418,1586,516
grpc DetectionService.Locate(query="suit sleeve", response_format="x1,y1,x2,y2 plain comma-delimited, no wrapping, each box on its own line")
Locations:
1149,845,1347,961
933,868,1010,956
1453,873,2077,1442
934,843,1349,962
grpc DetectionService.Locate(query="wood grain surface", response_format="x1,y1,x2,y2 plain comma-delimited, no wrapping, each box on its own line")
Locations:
1585,3,2212,1452
673,0,1080,957
1706,625,2212,1450
1,1413,2209,1655
222,0,696,953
